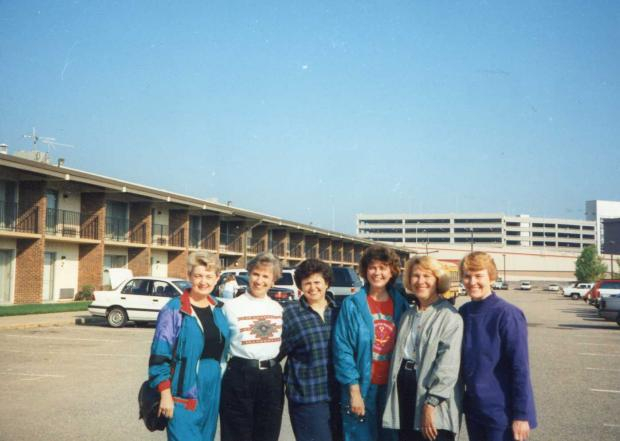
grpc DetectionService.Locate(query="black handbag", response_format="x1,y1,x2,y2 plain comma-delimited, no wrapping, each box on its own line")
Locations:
138,379,168,432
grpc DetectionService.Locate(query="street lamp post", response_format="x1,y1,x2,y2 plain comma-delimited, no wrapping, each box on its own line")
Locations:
470,228,474,252
503,254,506,281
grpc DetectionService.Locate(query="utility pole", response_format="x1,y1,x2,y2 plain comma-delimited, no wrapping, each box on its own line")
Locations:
503,254,507,281
470,228,474,252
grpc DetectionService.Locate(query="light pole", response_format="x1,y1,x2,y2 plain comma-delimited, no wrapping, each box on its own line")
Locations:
503,254,506,281
469,228,474,252
425,229,429,255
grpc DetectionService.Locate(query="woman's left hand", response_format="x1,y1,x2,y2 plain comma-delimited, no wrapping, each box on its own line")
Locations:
421,404,438,440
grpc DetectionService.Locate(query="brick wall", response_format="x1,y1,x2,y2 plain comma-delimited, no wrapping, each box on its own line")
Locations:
168,250,188,279
78,193,105,289
14,181,46,304
202,216,220,251
14,238,44,304
127,247,149,276
169,210,189,248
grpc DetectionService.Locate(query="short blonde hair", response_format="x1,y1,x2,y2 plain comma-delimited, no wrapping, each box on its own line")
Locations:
460,252,497,281
403,255,451,294
187,251,220,276
247,252,282,281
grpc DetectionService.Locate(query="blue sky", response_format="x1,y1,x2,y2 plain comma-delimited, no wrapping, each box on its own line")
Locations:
1,1,619,234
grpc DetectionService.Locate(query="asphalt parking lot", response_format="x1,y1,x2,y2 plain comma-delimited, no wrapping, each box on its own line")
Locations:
0,290,618,441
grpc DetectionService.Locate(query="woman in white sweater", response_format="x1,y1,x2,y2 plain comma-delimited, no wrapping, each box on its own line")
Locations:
219,252,284,441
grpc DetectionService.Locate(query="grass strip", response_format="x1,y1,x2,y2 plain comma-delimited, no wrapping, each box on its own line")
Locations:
0,301,90,317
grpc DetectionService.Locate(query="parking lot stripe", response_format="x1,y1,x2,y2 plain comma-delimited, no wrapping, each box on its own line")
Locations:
604,424,620,428
1,349,145,358
590,388,620,394
578,352,620,357
1,372,65,378
577,342,619,347
586,367,620,372
3,334,121,343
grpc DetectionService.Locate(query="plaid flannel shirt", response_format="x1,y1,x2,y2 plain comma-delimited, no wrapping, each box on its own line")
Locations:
281,296,339,404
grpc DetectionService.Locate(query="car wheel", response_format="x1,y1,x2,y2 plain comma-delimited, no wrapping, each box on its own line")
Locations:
107,307,128,328
571,293,580,300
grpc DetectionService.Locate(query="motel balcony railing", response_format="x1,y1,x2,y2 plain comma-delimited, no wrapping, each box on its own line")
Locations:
105,217,146,244
305,247,319,259
45,208,99,239
190,230,218,251
152,223,185,247
220,235,244,254
0,202,38,234
289,243,304,258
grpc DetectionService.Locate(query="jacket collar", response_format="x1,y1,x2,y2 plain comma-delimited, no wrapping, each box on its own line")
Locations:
180,289,217,315
299,294,337,310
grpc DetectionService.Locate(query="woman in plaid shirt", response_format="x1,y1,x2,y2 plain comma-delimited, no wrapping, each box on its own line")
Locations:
281,258,342,441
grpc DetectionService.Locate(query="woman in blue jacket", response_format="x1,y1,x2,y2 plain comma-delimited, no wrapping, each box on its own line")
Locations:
149,252,231,441
334,245,409,441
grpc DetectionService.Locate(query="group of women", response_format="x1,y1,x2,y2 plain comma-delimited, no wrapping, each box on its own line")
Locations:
148,245,536,441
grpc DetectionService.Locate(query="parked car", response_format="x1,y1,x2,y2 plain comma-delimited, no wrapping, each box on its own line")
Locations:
520,281,532,291
88,277,191,328
274,268,302,300
562,282,594,300
545,283,561,292
328,266,364,303
585,279,620,307
599,294,620,326
268,286,296,304
492,280,509,290
212,274,248,301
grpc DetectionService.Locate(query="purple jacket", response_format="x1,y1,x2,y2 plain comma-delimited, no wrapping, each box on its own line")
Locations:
459,293,537,429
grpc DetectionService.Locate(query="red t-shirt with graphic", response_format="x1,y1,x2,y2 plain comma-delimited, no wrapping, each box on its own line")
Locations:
367,295,396,385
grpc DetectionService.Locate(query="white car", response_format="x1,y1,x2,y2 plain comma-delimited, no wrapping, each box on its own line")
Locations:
520,281,532,291
546,283,561,292
274,268,302,300
88,277,191,328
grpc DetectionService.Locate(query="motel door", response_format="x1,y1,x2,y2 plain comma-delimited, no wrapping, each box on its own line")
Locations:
0,250,12,304
43,252,56,301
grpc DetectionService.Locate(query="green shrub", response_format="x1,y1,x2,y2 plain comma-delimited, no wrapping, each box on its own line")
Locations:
75,285,96,301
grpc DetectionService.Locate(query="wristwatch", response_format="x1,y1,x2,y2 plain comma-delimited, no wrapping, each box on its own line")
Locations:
425,395,441,407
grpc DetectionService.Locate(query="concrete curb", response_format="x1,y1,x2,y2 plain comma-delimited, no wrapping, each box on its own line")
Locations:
0,314,105,331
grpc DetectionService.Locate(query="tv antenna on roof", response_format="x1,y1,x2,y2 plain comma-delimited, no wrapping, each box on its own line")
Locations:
23,127,74,152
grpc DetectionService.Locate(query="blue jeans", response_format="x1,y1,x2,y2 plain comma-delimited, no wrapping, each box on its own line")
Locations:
341,384,398,441
289,400,335,441
466,417,513,441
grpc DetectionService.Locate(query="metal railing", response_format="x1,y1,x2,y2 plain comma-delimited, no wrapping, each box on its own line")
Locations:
46,208,82,238
332,250,343,262
305,246,318,259
271,243,286,257
319,249,331,261
106,217,146,243
0,202,38,233
289,243,304,258
220,234,244,253
249,240,266,254
152,223,185,247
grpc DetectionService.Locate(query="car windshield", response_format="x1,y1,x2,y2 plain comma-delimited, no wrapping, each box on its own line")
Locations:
275,273,294,286
237,275,249,285
173,280,192,292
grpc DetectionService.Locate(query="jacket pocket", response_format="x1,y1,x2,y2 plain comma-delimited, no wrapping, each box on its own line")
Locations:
176,357,186,396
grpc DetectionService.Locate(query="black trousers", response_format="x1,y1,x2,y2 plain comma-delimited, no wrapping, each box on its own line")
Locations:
397,361,454,441
219,358,284,441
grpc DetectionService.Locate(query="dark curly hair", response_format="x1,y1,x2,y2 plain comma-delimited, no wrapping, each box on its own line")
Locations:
294,258,333,287
358,244,401,286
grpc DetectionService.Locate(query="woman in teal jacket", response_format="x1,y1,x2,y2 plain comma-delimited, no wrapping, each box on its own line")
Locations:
333,245,409,441
149,252,231,441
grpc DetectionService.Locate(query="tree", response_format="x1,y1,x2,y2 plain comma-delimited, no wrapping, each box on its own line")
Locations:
575,245,607,282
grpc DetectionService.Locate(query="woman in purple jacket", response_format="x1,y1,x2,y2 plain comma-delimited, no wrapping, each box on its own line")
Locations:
459,252,537,441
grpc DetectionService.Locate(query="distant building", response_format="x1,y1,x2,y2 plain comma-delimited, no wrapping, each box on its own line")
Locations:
602,218,620,254
357,212,596,251
585,200,620,252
